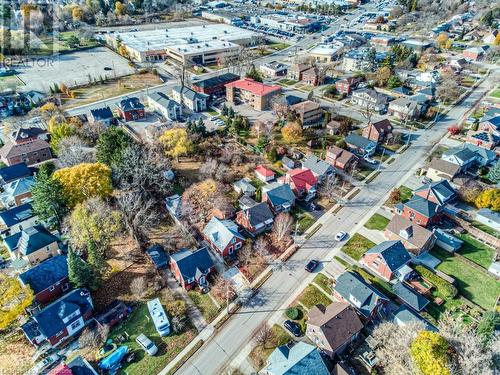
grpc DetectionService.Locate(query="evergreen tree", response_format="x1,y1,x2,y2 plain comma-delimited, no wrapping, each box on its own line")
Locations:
487,161,500,183
196,118,206,136
96,127,133,167
221,103,228,116
367,48,377,71
67,249,96,290
245,64,263,83
228,106,235,119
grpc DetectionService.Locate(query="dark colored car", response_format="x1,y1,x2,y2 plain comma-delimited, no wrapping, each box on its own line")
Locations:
284,320,302,337
305,259,319,273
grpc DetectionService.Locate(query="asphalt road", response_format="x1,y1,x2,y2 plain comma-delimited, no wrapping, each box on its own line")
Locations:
174,72,497,375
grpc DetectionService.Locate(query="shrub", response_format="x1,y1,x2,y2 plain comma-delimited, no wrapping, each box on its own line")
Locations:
286,307,299,320
410,331,451,375
414,265,458,299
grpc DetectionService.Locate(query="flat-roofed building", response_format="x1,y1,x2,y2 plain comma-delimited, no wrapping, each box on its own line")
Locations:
308,42,344,63
225,78,281,111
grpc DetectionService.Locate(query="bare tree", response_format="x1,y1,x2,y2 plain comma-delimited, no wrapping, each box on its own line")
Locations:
79,326,107,349
360,101,374,124
319,174,339,202
130,276,147,299
211,275,236,301
58,136,94,167
77,120,106,144
253,323,275,349
254,237,270,261
437,77,461,104
171,315,186,333
237,242,253,267
272,213,293,245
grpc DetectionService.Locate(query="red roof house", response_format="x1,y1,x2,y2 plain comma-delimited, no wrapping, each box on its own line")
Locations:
279,168,317,199
225,78,281,111
255,165,275,182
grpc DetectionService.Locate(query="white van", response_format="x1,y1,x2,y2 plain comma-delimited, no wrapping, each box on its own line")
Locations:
136,334,158,356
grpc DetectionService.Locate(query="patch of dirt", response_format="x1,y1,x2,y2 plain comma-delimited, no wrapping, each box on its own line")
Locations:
0,332,35,375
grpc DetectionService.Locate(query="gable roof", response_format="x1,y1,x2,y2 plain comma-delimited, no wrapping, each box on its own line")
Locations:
391,305,436,331
0,139,51,159
333,272,388,318
414,180,456,205
370,119,393,133
327,146,356,165
4,225,58,255
273,94,303,107
203,217,244,251
19,255,68,294
400,196,440,218
89,106,113,121
364,240,411,272
148,91,180,109
307,302,363,353
442,147,476,163
10,127,46,143
242,202,274,227
255,165,275,178
118,97,144,111
462,143,497,162
393,282,429,311
0,203,35,228
427,158,460,177
262,183,295,207
286,168,317,191
302,155,334,176
265,342,330,375
170,247,214,281
234,178,256,195
345,134,376,150
2,176,35,197
385,215,435,250
191,73,240,89
0,162,32,183
291,100,320,114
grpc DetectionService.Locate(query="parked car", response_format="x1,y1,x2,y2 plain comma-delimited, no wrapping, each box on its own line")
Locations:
136,334,158,356
284,320,302,337
29,354,62,374
335,231,347,241
364,157,377,165
305,259,319,272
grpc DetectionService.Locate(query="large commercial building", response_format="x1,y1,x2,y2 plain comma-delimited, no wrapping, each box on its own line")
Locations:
250,14,321,33
105,24,258,64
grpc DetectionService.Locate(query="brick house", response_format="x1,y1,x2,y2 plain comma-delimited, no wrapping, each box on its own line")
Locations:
325,146,357,170
236,202,274,237
191,73,240,96
362,119,393,144
395,196,442,228
225,78,281,111
18,255,70,305
384,215,436,256
202,217,245,257
301,67,324,86
9,127,48,144
287,63,309,81
335,76,362,95
0,176,35,208
0,139,52,166
169,247,215,290
360,241,411,282
279,168,317,200
117,97,145,121
261,182,296,213
21,289,93,347
413,180,456,206
291,100,323,128
332,272,389,322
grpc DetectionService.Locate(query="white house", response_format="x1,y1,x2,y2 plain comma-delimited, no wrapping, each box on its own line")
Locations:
476,209,500,231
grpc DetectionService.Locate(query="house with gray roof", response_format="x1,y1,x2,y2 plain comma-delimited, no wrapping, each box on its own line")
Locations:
433,228,463,252
0,162,32,185
360,240,411,281
345,134,376,157
202,217,245,257
393,281,429,312
169,247,215,290
442,146,478,170
262,182,296,213
171,86,208,112
233,178,256,197
301,155,335,182
4,225,60,265
148,92,182,121
395,196,442,228
332,271,389,321
0,202,38,236
236,202,274,237
0,175,34,208
165,194,182,224
391,305,436,331
88,106,114,126
264,342,330,375
414,180,456,206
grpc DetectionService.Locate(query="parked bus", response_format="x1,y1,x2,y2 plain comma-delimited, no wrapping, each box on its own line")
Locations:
147,298,170,336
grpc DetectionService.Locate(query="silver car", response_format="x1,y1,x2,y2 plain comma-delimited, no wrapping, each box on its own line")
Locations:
136,334,158,356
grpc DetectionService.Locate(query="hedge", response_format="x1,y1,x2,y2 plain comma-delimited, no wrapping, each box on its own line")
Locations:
414,265,458,299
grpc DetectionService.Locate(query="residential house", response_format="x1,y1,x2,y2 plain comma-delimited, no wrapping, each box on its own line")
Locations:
301,155,335,181
225,78,281,111
466,115,500,150
279,168,317,200
351,88,390,114
88,107,114,126
301,67,324,86
117,97,145,121
233,178,256,196
395,196,442,227
416,86,435,100
413,180,456,206
441,147,477,170
483,30,499,45
393,282,429,312
236,202,274,236
203,217,245,257
475,209,500,231
147,92,182,121
0,203,38,236
49,356,98,375
384,215,436,256
391,305,436,331
345,134,376,157
388,98,423,120
262,182,296,213
272,94,304,116
146,244,169,270
0,139,52,166
360,241,411,282
291,100,322,128
18,255,70,305
325,146,357,171
21,288,93,347
369,33,395,45
9,127,48,144
263,342,330,375
326,120,344,135
463,46,487,61
255,165,275,182
0,176,35,208
0,162,32,185
165,194,182,224
306,302,363,358
287,63,309,81
260,61,288,77
169,247,215,290
362,119,393,144
462,144,497,166
281,156,298,171
335,76,362,95
390,86,412,98
433,228,463,252
4,225,60,265
426,158,460,182
332,271,389,321
171,86,208,112
239,196,258,210
191,73,240,96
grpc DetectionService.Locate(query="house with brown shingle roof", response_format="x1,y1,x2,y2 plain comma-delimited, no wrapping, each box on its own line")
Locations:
384,215,436,256
426,158,460,182
0,139,52,166
325,146,357,171
362,119,393,144
306,302,364,358
291,100,322,128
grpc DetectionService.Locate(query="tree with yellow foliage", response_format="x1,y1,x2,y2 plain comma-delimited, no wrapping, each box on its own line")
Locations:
475,188,500,211
0,275,34,330
114,1,127,15
281,122,303,144
48,115,76,154
71,5,84,22
436,32,449,48
410,331,451,375
53,163,113,207
159,128,193,161
40,102,58,117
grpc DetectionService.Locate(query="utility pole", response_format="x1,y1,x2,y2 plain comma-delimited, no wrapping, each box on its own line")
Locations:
377,147,385,172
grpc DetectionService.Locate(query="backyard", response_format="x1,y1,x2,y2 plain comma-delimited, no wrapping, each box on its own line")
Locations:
431,247,500,310
341,233,376,261
364,213,390,231
188,291,222,323
471,221,500,238
456,233,495,269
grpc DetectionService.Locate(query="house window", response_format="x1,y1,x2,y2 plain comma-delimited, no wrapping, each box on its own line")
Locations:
235,242,242,250
228,246,234,254
49,285,55,292
62,283,70,292
70,320,82,330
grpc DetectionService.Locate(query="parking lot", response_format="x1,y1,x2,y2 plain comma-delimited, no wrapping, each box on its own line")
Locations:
14,47,135,93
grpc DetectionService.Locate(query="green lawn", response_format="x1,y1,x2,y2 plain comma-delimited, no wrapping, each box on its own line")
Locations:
471,221,500,238
456,233,495,269
278,78,298,86
297,284,332,309
188,291,221,323
341,233,375,261
249,324,291,370
399,185,413,202
489,89,500,99
364,213,390,231
109,301,196,375
313,273,333,294
268,43,290,50
291,207,316,235
432,247,500,310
